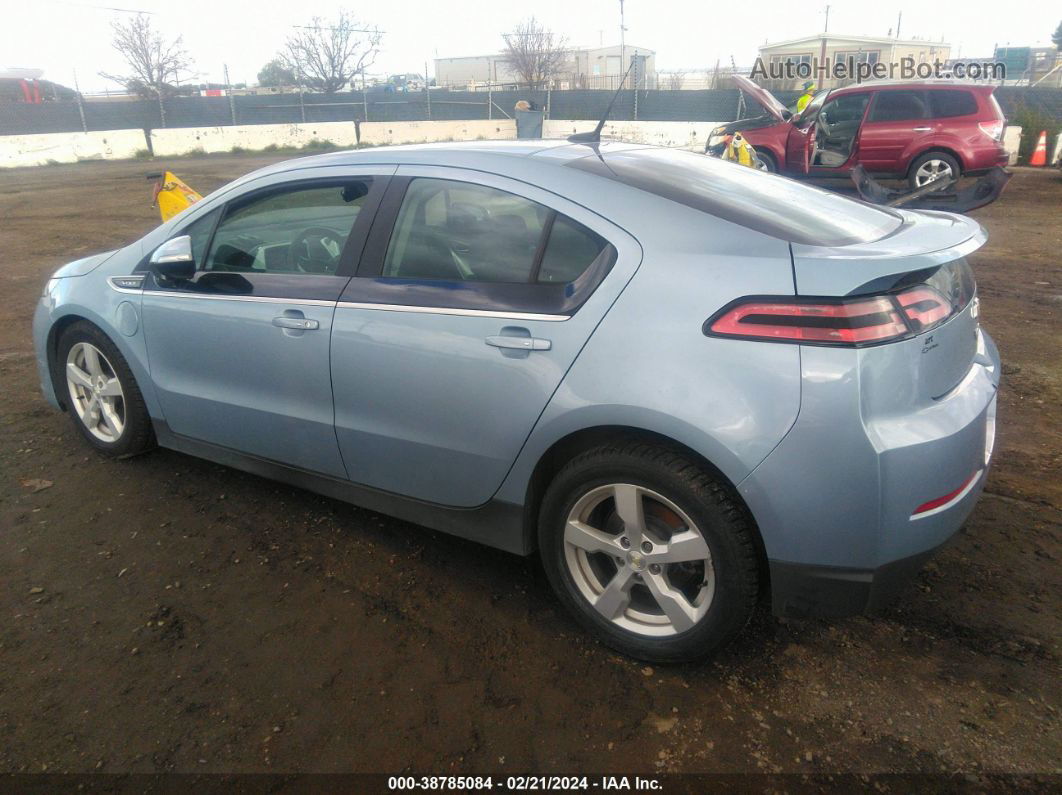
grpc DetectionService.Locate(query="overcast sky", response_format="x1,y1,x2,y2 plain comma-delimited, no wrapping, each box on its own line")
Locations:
4,0,1058,92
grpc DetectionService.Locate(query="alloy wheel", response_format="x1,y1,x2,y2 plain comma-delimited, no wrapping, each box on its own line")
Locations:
563,483,715,637
66,342,126,443
914,159,954,187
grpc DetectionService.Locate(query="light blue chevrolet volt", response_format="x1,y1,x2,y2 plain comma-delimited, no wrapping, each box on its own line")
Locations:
33,141,999,661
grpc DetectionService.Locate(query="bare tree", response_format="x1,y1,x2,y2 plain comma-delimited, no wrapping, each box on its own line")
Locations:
665,71,686,90
282,12,382,93
100,13,191,97
501,18,569,91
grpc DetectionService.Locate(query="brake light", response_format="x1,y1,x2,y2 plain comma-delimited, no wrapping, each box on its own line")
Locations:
705,283,967,347
706,297,908,345
978,120,1004,142
896,286,951,330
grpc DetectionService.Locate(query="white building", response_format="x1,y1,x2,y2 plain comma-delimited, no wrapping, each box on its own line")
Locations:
435,44,656,90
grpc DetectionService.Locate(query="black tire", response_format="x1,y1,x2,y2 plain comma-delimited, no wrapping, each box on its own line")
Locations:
56,321,156,459
907,151,961,190
538,441,760,663
754,149,777,173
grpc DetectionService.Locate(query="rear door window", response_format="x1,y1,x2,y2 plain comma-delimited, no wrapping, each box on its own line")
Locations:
868,91,928,122
382,178,608,285
927,90,978,118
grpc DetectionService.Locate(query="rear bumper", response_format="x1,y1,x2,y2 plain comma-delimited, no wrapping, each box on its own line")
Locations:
769,543,944,618
741,324,1000,618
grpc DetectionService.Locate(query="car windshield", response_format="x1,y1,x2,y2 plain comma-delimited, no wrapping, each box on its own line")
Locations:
567,147,903,247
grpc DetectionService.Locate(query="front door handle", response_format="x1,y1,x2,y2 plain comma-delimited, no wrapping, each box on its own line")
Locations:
912,126,932,132
273,316,319,330
485,335,551,351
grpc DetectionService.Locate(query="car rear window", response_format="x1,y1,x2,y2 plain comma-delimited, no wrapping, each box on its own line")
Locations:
566,147,903,247
927,90,978,118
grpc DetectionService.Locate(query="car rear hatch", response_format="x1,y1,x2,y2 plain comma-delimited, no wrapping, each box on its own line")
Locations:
790,209,986,399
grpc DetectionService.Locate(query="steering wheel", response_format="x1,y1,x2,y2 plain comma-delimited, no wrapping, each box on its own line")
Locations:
288,227,344,274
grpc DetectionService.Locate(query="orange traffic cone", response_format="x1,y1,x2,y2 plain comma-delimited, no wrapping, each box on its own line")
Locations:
1029,130,1047,166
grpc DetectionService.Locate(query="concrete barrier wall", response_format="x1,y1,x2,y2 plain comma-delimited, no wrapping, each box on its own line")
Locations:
544,120,723,150
359,119,516,146
0,129,146,168
150,122,360,156
0,118,1037,168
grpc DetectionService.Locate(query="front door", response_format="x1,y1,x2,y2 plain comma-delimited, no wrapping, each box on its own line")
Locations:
806,92,871,174
142,170,392,477
330,167,641,507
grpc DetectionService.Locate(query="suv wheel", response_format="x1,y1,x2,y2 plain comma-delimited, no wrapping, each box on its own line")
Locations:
538,442,759,662
909,151,961,189
58,321,156,458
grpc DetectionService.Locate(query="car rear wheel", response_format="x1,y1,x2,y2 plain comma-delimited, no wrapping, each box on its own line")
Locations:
909,151,961,189
58,322,155,458
538,442,759,662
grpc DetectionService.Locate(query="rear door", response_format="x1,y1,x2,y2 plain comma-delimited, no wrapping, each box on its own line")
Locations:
858,89,930,173
330,166,641,507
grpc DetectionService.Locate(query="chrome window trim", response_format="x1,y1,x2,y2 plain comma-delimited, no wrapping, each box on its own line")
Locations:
143,290,337,308
336,301,570,322
136,288,569,320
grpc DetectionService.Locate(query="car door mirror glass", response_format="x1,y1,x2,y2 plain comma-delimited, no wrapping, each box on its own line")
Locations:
150,235,196,281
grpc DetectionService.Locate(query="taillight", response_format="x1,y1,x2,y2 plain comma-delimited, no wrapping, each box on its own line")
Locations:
706,284,967,347
978,120,1004,142
896,286,951,330
706,297,908,345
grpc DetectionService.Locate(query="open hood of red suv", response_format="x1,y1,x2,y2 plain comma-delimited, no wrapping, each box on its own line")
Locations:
732,75,792,123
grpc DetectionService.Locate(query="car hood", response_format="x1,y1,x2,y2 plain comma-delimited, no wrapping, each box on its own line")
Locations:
51,249,119,278
732,75,792,123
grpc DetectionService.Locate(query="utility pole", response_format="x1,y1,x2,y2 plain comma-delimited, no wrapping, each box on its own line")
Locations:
896,11,902,39
424,62,432,120
72,68,87,133
224,63,236,125
619,0,626,90
823,4,830,32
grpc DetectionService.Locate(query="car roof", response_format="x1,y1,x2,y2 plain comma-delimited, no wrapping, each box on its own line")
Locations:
232,140,902,247
831,79,993,96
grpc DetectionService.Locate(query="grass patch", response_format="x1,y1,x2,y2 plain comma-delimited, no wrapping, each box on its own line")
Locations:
133,148,153,160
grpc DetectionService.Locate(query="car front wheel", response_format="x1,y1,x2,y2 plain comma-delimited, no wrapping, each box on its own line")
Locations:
58,321,155,458
538,442,760,662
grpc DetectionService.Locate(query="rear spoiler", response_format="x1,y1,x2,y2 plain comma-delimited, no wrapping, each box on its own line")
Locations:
850,165,1012,214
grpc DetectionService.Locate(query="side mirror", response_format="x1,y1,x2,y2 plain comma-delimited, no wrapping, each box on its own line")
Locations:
150,235,196,281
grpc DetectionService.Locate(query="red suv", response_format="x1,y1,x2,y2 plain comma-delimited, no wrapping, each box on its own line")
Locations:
715,77,1009,188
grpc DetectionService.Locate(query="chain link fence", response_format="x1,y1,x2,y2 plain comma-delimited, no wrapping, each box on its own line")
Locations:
2,84,1060,137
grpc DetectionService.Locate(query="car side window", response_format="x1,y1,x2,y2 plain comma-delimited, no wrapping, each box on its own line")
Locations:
868,91,928,122
180,207,221,265
821,94,869,124
927,90,978,118
204,181,371,276
382,178,607,284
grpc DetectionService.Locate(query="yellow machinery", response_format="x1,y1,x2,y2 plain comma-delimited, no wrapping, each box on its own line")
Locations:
719,132,759,168
148,171,203,222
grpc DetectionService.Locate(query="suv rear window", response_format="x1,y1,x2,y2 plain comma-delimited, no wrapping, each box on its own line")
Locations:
566,147,902,247
869,91,928,122
927,90,978,118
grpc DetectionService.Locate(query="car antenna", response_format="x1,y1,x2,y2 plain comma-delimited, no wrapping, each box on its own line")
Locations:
567,60,638,144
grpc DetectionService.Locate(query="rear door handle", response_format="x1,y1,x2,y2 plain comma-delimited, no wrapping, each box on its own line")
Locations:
273,316,319,330
485,335,551,351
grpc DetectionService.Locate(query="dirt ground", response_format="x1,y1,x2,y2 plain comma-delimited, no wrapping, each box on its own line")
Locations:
0,156,1059,780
